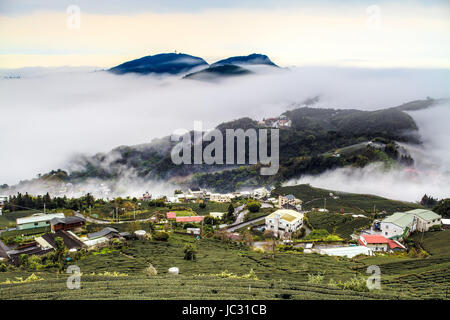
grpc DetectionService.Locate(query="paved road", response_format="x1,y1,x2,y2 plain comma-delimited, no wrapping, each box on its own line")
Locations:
227,215,268,232
232,210,248,225
0,239,10,259
228,204,245,225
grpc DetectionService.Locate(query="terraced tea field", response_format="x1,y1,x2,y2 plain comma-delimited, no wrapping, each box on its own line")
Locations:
1,232,449,299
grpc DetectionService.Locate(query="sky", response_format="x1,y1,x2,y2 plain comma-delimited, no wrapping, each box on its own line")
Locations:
0,0,449,68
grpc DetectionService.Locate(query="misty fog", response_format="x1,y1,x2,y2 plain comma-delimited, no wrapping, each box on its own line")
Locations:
1,65,449,200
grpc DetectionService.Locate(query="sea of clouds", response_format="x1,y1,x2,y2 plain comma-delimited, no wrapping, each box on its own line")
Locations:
0,65,449,200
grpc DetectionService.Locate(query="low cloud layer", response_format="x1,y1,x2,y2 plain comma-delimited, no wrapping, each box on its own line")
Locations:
1,66,449,200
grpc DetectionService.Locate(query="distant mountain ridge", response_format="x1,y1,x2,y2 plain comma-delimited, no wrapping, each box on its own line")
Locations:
211,53,278,68
27,98,440,193
109,53,279,77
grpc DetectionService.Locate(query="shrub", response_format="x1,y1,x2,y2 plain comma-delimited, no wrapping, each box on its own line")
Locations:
145,263,158,276
307,272,324,284
0,262,10,272
184,243,197,261
19,254,29,269
428,225,442,232
153,231,169,241
305,229,330,240
329,276,369,292
276,245,304,253
292,227,306,239
247,201,261,213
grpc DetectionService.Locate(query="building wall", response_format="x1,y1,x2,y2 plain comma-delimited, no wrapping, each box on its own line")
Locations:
366,243,389,252
210,194,231,203
52,222,85,232
17,220,51,230
416,217,441,232
380,222,404,239
265,217,303,237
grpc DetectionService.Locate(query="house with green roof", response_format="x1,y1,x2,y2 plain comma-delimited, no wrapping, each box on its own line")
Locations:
406,209,441,232
380,209,441,239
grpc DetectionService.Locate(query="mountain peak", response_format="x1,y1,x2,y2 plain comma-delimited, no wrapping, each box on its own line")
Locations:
109,53,208,75
211,53,278,68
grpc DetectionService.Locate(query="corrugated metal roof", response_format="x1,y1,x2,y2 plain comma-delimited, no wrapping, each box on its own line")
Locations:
382,212,415,228
16,213,65,225
383,209,441,228
51,216,85,225
87,227,118,239
405,209,441,221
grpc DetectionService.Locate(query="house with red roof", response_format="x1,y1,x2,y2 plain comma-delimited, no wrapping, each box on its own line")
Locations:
167,212,177,219
175,216,204,223
359,234,406,252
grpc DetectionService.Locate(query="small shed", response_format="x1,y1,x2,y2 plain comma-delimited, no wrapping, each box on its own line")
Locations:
88,227,119,240
442,219,450,229
186,228,201,235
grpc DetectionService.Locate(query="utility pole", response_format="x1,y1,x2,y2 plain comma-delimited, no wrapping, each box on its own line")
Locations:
324,198,326,210
44,203,46,214
134,205,136,221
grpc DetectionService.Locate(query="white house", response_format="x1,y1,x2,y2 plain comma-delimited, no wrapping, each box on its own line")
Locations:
253,187,269,199
239,191,252,198
209,193,234,203
0,195,7,216
265,209,304,238
409,209,442,232
278,194,302,208
380,209,442,239
186,228,201,235
209,212,225,219
166,196,180,204
16,213,65,230
0,195,7,205
188,187,206,199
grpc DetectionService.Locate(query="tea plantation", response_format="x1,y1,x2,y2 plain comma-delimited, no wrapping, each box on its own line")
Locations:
1,232,449,300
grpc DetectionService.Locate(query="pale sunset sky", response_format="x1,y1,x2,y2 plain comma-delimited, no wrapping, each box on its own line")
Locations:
0,0,449,69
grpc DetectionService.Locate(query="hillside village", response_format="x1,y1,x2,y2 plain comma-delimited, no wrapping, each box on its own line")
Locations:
1,185,448,288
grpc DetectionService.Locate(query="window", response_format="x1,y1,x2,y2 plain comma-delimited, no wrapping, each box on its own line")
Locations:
385,232,388,235
34,222,38,226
